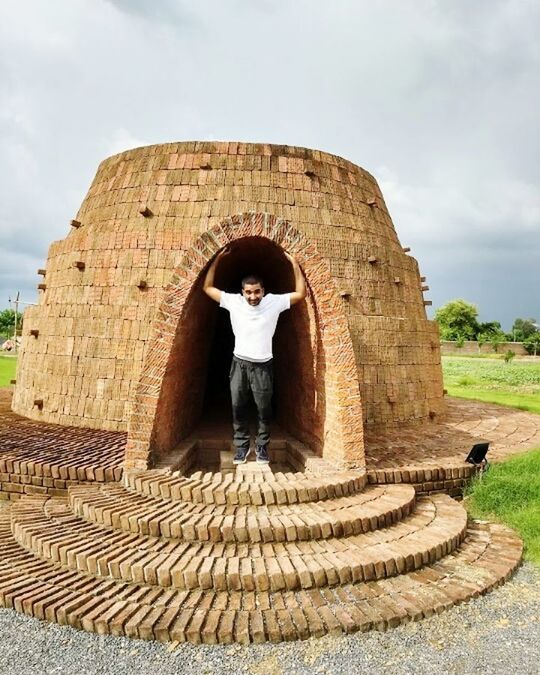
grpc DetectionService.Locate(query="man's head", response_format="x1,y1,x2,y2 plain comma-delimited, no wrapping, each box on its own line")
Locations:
241,275,264,306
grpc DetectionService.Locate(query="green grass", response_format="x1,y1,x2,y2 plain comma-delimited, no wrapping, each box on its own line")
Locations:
445,356,540,560
466,448,540,563
443,355,540,414
445,387,540,414
0,356,17,387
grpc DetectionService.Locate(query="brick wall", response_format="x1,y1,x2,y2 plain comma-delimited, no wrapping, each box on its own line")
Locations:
440,341,528,356
125,214,365,469
12,141,444,462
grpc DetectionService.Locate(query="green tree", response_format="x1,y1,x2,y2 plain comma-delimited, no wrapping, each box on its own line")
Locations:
524,333,540,356
512,318,538,342
434,299,479,341
478,321,503,336
477,333,488,353
490,333,505,353
477,321,507,352
0,309,23,338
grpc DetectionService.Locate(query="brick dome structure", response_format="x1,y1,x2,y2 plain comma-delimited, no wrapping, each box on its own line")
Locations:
1,141,529,645
13,141,444,470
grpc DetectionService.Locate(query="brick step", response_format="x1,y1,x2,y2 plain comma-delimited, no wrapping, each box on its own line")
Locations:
0,464,123,502
0,415,125,500
0,507,522,643
153,433,341,477
11,495,467,592
367,464,475,498
0,456,123,501
0,457,123,484
68,483,416,542
0,474,95,501
123,466,367,506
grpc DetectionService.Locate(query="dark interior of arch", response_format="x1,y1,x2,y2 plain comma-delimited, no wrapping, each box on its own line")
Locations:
151,236,324,460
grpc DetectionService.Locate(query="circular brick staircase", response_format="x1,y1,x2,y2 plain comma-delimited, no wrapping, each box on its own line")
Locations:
0,457,522,644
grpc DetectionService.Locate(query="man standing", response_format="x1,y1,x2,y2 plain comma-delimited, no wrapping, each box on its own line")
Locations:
203,248,306,464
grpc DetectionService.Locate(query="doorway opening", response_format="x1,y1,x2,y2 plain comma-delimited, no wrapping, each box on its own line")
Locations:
151,236,320,461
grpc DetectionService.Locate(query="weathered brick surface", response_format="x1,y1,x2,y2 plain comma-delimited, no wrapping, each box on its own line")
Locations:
365,396,540,495
0,366,531,648
10,491,467,592
0,505,522,644
2,389,540,501
0,418,521,644
0,390,124,499
12,142,443,467
124,466,366,506
67,482,416,541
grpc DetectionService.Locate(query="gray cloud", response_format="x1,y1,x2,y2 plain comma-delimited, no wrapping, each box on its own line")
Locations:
104,0,200,30
0,0,538,329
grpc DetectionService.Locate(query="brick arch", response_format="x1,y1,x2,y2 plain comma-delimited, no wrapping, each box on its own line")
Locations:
124,213,364,470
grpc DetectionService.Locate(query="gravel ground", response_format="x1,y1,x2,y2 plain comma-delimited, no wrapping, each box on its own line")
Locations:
0,504,538,675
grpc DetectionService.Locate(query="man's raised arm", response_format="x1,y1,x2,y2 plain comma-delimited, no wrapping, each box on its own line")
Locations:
285,253,306,306
203,248,229,303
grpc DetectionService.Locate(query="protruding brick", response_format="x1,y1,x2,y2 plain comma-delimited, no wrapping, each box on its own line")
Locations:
139,205,153,217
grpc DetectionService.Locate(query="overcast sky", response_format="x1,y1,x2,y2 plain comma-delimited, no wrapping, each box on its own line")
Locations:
1,0,538,330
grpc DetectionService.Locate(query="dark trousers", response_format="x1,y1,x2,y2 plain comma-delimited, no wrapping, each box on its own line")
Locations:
229,356,273,450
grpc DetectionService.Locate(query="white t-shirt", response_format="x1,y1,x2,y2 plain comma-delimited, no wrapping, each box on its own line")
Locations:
220,292,291,362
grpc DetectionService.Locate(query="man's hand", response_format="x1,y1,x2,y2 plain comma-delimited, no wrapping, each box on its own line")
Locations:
284,251,297,265
285,251,306,305
203,246,231,303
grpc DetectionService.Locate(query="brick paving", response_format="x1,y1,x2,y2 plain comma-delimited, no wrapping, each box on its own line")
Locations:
2,389,540,504
0,390,124,501
365,396,540,467
0,491,522,644
0,390,536,644
365,396,540,495
68,482,416,540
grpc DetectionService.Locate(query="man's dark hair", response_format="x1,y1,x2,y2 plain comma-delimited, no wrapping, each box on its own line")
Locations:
241,275,264,289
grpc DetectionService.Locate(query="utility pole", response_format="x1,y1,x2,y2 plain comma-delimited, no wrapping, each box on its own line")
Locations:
533,323,540,357
7,292,36,356
13,291,19,355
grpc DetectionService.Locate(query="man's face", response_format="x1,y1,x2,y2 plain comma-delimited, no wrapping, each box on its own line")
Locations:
242,283,264,306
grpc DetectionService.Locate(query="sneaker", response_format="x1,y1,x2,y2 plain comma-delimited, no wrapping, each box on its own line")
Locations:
256,445,270,464
233,447,251,465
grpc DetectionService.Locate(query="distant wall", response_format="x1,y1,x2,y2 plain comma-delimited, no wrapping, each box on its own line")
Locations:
441,341,528,356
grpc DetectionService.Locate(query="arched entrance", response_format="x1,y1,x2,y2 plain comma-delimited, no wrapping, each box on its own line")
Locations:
125,213,364,470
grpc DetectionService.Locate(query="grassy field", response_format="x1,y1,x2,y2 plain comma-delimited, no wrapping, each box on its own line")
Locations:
466,447,540,563
0,356,17,387
443,355,540,414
